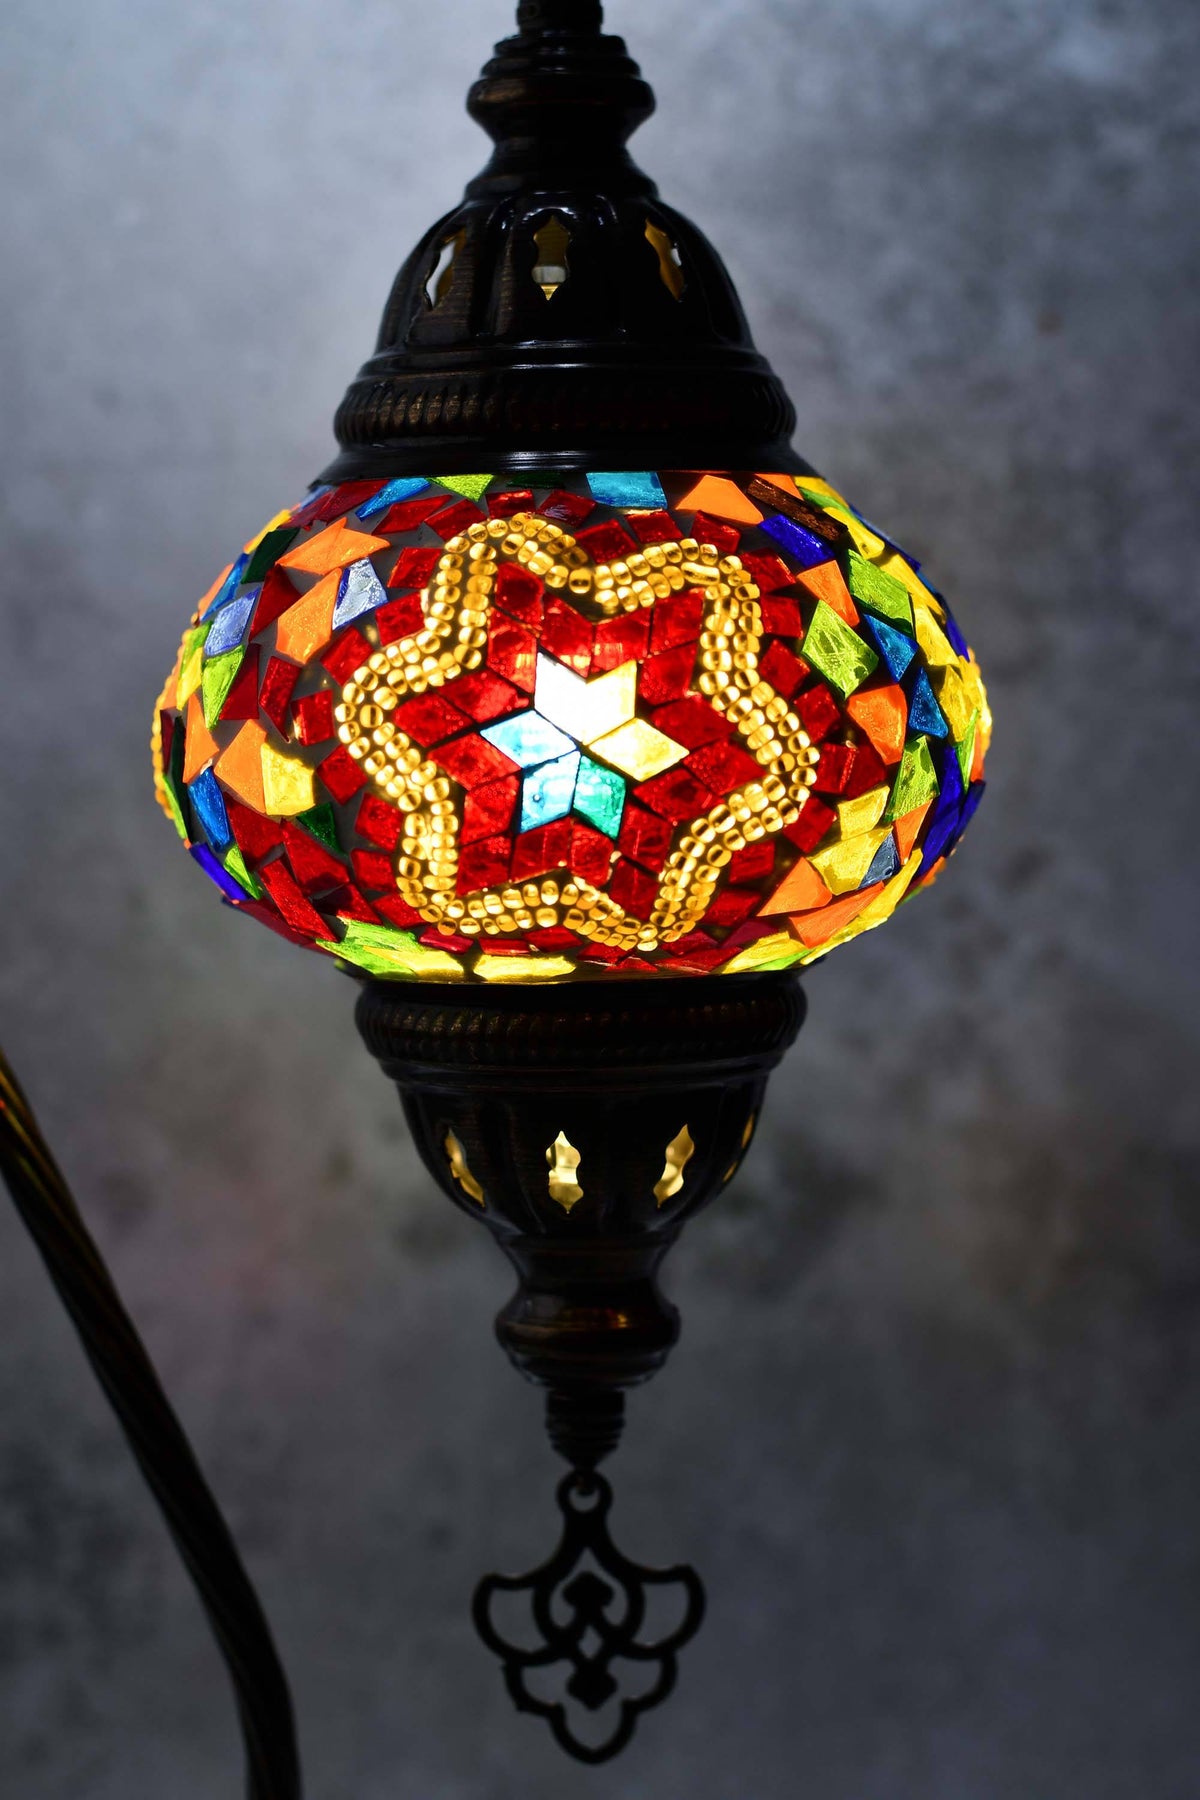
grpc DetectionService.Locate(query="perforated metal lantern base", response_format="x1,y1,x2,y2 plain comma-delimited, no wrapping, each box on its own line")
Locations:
357,972,803,1455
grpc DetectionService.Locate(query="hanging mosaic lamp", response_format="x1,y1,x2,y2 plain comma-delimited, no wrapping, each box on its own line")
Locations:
152,0,989,1761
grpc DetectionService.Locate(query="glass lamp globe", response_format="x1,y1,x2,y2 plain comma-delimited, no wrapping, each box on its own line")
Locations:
154,468,988,982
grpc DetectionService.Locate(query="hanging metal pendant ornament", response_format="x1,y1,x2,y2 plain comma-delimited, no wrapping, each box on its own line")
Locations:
150,0,990,1764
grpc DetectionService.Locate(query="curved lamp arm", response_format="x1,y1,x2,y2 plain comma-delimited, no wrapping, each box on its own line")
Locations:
0,1046,302,1800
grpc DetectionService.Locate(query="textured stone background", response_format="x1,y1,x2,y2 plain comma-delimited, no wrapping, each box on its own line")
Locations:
1,0,1198,1794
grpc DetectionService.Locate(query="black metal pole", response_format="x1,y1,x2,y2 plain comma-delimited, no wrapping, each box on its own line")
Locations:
0,1049,302,1800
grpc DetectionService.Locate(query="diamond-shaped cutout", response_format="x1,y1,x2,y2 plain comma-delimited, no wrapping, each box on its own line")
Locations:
520,752,580,831
535,654,638,746
590,717,686,781
482,710,575,771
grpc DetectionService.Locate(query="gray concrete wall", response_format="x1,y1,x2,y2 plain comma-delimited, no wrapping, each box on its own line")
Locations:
1,1,1197,1794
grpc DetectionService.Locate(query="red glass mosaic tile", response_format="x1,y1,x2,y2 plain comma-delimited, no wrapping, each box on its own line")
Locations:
251,565,299,637
456,835,512,893
575,519,635,563
486,615,538,690
288,491,334,531
796,681,842,742
391,691,471,746
511,818,572,881
579,941,626,965
219,647,261,722
782,795,836,853
649,590,705,653
527,927,582,951
351,848,396,892
569,821,615,887
839,739,890,799
648,697,732,749
488,489,534,517
283,822,347,894
420,926,475,953
760,597,805,638
690,512,740,556
662,928,718,956
626,509,683,544
739,552,795,594
229,897,317,948
225,797,284,863
728,840,776,882
374,495,444,534
318,745,368,804
259,656,300,733
321,627,373,684
666,942,730,973
387,545,442,590
617,803,674,872
291,688,335,746
307,481,386,525
639,644,696,704
633,764,715,823
447,668,523,723
494,563,544,629
811,742,855,794
461,774,520,844
684,740,762,796
720,914,780,952
354,791,405,850
607,858,658,916
373,894,425,928
540,598,594,674
326,882,381,924
703,887,760,928
376,593,425,645
435,731,518,786
538,489,594,526
428,498,485,538
257,858,335,939
758,641,809,699
592,613,650,672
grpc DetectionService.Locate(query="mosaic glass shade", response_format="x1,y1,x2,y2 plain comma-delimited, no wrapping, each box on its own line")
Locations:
154,468,989,982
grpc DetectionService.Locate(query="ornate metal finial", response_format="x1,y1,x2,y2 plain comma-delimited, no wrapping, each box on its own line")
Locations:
473,1470,705,1764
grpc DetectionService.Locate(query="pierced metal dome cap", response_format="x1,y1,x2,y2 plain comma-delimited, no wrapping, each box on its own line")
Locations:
325,0,800,481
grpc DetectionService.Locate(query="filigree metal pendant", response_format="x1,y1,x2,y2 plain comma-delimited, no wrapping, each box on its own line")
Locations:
473,1470,705,1763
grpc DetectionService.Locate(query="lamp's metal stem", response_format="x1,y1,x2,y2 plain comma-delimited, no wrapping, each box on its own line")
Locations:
516,0,604,32
0,1049,302,1800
